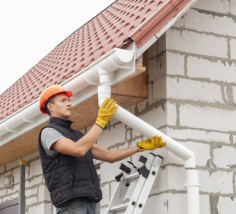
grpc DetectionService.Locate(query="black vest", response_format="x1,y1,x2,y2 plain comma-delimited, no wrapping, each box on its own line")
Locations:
38,117,102,207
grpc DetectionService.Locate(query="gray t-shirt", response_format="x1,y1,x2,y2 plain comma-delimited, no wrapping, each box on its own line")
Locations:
41,128,65,156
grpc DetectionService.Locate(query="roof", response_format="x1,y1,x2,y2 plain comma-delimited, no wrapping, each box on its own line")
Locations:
0,0,190,121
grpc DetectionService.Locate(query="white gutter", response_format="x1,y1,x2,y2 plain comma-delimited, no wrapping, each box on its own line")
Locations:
0,48,135,145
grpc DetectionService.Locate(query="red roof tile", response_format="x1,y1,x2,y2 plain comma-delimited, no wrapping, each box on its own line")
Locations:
0,0,189,121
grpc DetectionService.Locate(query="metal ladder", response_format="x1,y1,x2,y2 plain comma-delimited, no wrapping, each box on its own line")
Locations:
105,153,163,214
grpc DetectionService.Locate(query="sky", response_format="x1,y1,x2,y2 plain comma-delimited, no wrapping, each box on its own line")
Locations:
0,0,116,95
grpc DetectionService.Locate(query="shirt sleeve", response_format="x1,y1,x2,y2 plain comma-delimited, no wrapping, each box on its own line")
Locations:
41,127,65,156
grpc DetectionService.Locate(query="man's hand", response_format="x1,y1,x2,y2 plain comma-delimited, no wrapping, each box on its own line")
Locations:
137,135,166,152
95,98,118,129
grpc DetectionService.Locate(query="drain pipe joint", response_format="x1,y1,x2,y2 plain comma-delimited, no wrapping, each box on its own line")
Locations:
98,67,113,106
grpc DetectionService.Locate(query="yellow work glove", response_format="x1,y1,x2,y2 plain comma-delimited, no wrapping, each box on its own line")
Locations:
95,97,118,129
137,135,166,152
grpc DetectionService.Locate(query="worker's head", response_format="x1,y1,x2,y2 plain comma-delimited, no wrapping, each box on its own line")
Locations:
39,85,73,119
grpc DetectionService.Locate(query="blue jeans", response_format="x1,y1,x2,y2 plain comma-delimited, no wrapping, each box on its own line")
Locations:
56,199,98,214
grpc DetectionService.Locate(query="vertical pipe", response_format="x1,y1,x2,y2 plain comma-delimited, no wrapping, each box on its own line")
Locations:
186,169,200,214
19,159,26,214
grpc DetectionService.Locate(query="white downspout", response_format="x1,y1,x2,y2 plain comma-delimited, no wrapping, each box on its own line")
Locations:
97,70,200,214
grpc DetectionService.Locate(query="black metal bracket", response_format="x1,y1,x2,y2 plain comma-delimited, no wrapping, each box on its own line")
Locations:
138,164,150,178
119,163,131,174
139,155,147,164
115,172,124,182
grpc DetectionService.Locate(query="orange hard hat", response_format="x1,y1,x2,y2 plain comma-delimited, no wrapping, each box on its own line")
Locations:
39,85,73,114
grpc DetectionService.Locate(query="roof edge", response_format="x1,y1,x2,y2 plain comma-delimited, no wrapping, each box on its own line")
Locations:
130,0,190,48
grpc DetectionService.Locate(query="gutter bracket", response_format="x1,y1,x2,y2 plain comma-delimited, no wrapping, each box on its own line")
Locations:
83,73,100,86
20,112,34,123
3,123,16,133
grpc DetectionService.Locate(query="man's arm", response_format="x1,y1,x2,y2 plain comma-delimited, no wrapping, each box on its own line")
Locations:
52,98,118,157
92,136,166,163
91,143,139,163
52,124,103,157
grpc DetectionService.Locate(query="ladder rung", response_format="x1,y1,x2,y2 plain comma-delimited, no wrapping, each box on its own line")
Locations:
110,203,128,212
123,172,139,182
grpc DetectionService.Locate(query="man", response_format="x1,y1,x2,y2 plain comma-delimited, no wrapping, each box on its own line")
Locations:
38,85,165,214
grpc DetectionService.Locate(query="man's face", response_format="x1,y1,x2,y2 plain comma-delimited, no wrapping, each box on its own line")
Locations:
48,93,72,119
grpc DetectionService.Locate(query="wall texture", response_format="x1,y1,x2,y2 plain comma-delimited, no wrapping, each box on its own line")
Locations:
147,0,236,212
0,0,236,213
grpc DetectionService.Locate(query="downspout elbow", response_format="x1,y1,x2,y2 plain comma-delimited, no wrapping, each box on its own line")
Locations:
184,152,196,169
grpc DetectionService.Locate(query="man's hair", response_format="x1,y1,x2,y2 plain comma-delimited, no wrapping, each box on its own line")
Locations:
44,95,56,116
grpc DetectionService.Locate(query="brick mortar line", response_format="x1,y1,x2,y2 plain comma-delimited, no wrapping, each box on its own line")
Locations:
233,172,236,195
160,163,235,173
166,74,236,87
4,156,41,173
2,180,45,198
166,49,236,63
169,124,236,136
167,98,236,111
148,50,166,61
199,192,236,197
191,7,236,19
1,191,19,198
149,191,236,197
170,25,236,40
171,137,232,146
165,124,234,134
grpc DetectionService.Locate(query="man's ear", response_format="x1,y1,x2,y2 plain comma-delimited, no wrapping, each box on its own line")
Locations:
47,103,53,113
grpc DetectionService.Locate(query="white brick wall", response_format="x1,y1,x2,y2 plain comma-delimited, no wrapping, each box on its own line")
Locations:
187,56,236,84
193,0,230,14
184,9,236,37
166,29,228,58
27,203,53,214
217,197,236,213
152,77,166,102
25,187,37,197
97,123,126,148
29,159,43,177
213,146,236,168
230,38,236,60
166,52,185,76
100,183,109,207
142,194,169,214
38,184,50,202
181,141,211,166
148,53,166,82
167,128,230,144
179,104,236,132
231,0,236,16
25,175,42,188
233,86,236,104
167,77,224,104
199,170,234,194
